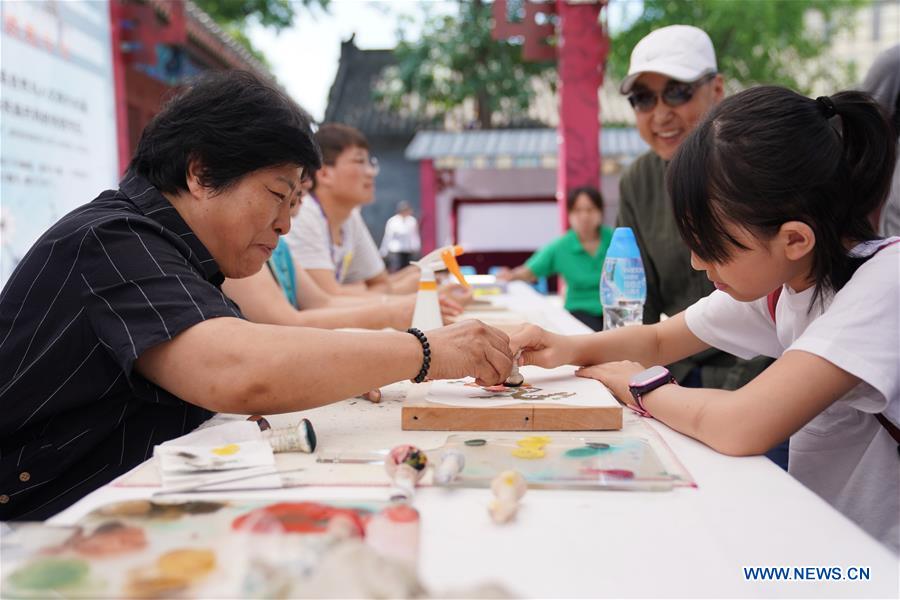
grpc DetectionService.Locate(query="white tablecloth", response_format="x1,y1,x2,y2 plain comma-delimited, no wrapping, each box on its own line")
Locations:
50,282,899,598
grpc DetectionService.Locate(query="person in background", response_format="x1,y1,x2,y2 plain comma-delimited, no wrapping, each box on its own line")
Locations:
223,197,462,329
380,200,421,272
284,124,419,296
497,187,613,331
512,86,899,553
616,25,777,463
861,44,900,237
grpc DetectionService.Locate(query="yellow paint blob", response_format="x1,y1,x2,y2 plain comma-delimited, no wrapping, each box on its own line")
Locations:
511,447,545,459
157,548,216,581
516,436,552,449
211,444,240,456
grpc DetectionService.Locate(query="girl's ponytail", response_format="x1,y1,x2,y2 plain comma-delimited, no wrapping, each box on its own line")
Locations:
669,86,897,306
828,90,896,241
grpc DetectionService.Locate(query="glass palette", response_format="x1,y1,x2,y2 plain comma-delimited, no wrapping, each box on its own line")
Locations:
434,432,693,491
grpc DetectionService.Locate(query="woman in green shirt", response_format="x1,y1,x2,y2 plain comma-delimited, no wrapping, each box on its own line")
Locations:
497,187,613,331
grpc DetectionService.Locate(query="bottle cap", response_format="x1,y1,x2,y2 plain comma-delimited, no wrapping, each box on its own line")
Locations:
606,227,642,259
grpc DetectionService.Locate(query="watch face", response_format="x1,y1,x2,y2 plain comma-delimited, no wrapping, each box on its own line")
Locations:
632,365,670,387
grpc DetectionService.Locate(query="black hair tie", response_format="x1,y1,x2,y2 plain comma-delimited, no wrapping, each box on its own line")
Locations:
816,96,836,119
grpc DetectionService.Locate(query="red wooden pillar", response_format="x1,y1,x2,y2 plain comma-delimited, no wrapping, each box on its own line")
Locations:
109,0,130,176
419,159,437,254
555,0,605,232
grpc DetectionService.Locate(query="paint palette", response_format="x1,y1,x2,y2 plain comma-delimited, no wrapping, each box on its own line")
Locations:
1,499,419,598
433,433,690,491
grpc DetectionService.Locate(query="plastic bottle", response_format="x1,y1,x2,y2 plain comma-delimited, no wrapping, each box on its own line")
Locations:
599,227,646,329
410,245,469,331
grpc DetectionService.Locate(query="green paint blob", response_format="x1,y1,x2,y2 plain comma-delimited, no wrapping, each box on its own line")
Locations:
464,439,487,447
564,447,602,458
8,558,89,590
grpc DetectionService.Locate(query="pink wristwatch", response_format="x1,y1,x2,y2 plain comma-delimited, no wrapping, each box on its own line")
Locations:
628,365,676,418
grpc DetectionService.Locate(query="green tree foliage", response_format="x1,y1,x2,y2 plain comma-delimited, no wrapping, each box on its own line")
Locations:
378,0,554,129
193,0,329,66
609,0,866,93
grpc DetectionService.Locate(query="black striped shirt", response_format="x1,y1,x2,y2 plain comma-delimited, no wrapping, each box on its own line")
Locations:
0,174,243,520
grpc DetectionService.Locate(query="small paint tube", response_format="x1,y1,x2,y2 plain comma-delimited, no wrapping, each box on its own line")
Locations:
505,350,524,387
261,418,317,453
434,449,465,485
384,445,428,502
365,504,420,566
489,470,527,524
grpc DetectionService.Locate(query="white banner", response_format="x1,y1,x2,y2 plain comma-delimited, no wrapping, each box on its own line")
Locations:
1,0,118,286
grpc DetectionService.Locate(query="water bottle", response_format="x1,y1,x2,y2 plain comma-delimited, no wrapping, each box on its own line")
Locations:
600,227,647,329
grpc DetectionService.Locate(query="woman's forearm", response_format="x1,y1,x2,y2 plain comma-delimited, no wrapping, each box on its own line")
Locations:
288,302,395,330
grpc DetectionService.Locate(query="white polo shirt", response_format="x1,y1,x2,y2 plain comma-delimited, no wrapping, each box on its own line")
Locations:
284,196,385,284
685,239,900,553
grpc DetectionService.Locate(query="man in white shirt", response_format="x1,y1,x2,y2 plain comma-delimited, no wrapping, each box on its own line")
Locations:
284,124,419,295
380,201,421,272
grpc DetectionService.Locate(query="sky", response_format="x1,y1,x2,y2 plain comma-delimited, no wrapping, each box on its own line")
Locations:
247,0,642,122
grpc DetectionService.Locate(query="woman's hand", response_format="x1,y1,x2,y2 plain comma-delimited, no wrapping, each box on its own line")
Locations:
493,266,513,282
439,283,473,307
575,361,646,406
428,320,513,386
508,324,573,369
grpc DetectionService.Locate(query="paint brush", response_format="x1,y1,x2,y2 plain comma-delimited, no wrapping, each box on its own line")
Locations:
505,350,524,387
153,467,305,496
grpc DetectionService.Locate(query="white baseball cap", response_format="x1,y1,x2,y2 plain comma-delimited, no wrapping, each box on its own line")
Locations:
620,25,718,94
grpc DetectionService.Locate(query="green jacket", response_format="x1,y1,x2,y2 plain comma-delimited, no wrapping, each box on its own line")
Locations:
526,226,614,317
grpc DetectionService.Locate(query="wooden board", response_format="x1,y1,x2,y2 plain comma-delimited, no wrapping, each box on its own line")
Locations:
401,401,622,431
401,366,623,431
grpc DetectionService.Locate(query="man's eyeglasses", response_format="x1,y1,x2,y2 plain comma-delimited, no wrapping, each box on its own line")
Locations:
350,155,379,175
627,73,717,113
328,155,380,175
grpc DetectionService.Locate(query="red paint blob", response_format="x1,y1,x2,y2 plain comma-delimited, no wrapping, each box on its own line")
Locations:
231,502,370,534
381,504,420,523
580,468,635,479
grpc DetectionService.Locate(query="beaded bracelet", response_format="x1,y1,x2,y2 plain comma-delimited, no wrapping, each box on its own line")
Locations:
406,327,431,383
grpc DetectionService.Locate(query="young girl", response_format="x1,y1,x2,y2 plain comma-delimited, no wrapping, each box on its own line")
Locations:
511,86,899,553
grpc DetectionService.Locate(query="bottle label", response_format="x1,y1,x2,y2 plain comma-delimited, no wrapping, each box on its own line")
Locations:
600,257,647,305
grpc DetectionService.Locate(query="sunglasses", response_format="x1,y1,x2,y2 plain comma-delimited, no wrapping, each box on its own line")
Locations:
627,73,717,113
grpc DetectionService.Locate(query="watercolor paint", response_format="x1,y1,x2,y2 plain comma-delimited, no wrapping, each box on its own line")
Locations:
232,502,372,535
7,557,90,591
564,446,603,458
2,498,412,598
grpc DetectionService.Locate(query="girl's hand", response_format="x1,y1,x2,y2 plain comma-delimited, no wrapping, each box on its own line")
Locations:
508,324,571,369
576,361,646,406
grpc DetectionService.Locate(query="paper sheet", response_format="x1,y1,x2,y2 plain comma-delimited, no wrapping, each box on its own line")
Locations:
153,422,281,491
426,365,620,408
